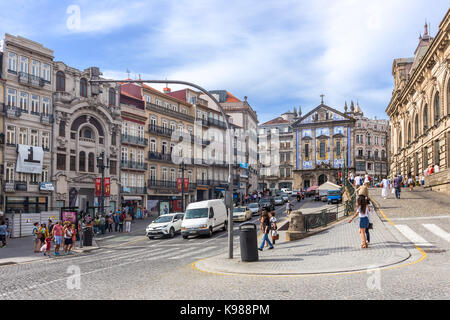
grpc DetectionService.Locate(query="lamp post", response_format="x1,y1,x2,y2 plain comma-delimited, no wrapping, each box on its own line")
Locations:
90,78,235,259
96,151,110,216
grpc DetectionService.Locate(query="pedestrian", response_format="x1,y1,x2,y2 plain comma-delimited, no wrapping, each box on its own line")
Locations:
43,233,52,257
286,200,293,215
269,211,278,245
48,219,54,236
381,177,390,199
357,181,369,198
32,222,41,253
0,220,9,248
434,163,440,174
119,213,124,232
107,215,113,232
100,215,106,234
4,218,11,245
70,224,77,251
393,174,403,199
113,212,119,232
125,214,132,233
348,195,371,248
408,176,414,191
420,174,425,186
258,211,274,251
39,223,49,247
52,221,63,256
94,216,100,235
63,223,73,255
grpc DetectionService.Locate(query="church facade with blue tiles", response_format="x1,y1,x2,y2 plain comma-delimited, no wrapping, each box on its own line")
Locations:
293,102,355,189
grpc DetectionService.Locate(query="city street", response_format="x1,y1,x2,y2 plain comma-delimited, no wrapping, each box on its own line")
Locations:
1,190,449,300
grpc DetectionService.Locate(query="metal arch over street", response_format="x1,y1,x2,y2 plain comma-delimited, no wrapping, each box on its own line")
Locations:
89,78,235,259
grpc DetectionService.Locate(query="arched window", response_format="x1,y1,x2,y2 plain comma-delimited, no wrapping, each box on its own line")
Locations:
414,114,419,138
88,153,95,172
434,91,440,124
80,78,88,97
56,71,65,91
407,123,411,143
109,88,116,106
398,131,402,151
79,151,86,172
423,104,428,131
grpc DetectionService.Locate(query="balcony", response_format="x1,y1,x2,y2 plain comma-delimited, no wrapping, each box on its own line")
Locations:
148,124,173,137
40,114,54,125
146,102,194,122
120,160,148,171
18,72,45,88
120,186,147,194
3,181,27,192
196,97,209,108
208,117,227,129
3,105,22,118
148,151,172,163
121,134,148,147
147,179,195,191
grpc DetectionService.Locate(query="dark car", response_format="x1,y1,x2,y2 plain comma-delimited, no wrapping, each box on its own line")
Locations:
259,197,275,211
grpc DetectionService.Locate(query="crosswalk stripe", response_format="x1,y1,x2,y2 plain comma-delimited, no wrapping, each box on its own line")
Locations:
422,224,450,243
167,246,216,260
146,247,194,261
395,225,433,247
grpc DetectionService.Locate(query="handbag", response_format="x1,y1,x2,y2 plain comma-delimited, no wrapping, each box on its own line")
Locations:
272,230,279,240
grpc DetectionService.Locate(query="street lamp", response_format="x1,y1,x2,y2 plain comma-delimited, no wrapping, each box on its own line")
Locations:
96,151,110,216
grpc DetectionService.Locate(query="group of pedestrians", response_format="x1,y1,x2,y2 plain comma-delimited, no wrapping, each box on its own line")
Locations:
259,210,277,251
32,220,76,257
103,211,133,234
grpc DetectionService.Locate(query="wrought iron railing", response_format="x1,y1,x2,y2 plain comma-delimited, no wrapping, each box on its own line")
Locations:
304,205,345,232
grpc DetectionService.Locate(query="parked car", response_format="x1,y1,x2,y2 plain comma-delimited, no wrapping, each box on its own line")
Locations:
259,197,275,211
146,213,184,239
281,188,292,195
181,200,228,238
248,203,260,216
327,190,342,204
291,190,301,197
233,207,252,222
274,196,284,206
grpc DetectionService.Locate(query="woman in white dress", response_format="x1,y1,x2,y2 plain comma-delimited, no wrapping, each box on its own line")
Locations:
381,178,390,199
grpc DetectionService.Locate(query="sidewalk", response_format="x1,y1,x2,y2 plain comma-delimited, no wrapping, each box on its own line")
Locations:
0,235,98,266
193,193,413,276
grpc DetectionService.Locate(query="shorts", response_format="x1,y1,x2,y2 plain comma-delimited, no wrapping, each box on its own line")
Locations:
54,236,63,245
64,238,73,245
360,217,370,229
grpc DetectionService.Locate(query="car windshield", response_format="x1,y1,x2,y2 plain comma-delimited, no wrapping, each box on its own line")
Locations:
184,208,208,219
234,208,246,212
328,191,341,196
259,199,269,203
275,197,282,200
153,215,173,223
248,203,258,208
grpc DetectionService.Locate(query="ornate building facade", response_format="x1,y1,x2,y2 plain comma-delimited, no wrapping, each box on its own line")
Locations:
293,102,355,189
386,10,450,194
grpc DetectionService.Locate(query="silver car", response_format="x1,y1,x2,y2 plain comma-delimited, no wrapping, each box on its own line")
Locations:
274,196,283,206
248,203,260,216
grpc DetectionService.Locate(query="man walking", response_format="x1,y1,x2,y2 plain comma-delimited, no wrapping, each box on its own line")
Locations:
113,212,120,232
381,177,390,200
393,174,403,199
52,221,64,256
125,214,132,233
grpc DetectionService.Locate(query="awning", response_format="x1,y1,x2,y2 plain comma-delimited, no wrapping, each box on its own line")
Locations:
122,196,143,201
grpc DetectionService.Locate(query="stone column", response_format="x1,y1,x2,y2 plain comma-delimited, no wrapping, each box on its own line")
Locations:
286,209,306,241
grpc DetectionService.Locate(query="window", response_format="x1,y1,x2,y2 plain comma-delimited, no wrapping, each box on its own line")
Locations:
423,105,428,131
70,156,76,171
6,125,16,145
367,163,372,171
41,167,49,182
19,128,27,145
150,139,156,152
434,92,440,123
80,78,88,97
57,154,66,171
138,125,145,139
30,130,39,146
79,151,86,171
42,97,50,115
8,52,17,73
162,141,168,154
31,60,40,77
415,115,419,138
31,173,40,184
336,140,341,157
20,56,29,73
121,147,128,162
122,122,128,136
358,149,363,157
162,168,168,181
137,150,144,164
31,95,40,114
41,63,51,82
381,150,386,159
6,163,15,182
7,88,17,107
172,104,178,112
304,143,309,160
286,168,291,177
150,166,156,181
319,141,326,158
88,153,95,172
121,173,128,187
150,116,157,127
59,121,66,137
110,160,117,175
182,108,187,115
56,71,65,91
109,88,115,106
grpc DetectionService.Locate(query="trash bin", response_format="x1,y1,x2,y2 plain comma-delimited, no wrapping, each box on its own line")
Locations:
239,223,258,262
83,227,93,246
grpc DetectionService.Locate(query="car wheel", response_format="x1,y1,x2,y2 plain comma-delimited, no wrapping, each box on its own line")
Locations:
169,227,175,238
223,221,227,231
208,227,213,237
182,235,188,239
148,236,154,240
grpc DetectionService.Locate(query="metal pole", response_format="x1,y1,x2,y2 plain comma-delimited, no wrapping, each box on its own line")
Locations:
100,152,105,217
89,78,235,259
181,163,185,212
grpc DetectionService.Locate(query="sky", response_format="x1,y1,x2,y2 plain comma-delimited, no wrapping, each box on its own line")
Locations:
0,0,448,124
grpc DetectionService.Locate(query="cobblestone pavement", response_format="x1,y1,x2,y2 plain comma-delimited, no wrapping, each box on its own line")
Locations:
1,194,449,300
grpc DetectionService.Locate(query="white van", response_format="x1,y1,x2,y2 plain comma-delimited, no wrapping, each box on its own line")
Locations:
181,200,228,238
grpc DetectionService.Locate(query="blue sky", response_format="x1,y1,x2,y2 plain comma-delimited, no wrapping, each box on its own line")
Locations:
1,0,449,123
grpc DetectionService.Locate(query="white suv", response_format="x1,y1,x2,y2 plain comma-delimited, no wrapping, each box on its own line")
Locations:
146,213,184,239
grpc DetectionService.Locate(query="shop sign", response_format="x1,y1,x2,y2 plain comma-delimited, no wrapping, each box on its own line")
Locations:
40,182,54,191
62,211,76,224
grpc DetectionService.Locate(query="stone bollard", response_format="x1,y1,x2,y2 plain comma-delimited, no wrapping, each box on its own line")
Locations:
286,209,306,241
